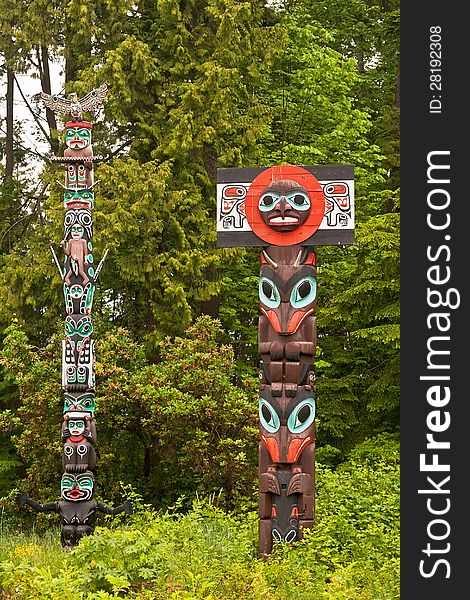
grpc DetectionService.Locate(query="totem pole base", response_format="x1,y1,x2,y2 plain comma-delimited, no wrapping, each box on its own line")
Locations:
258,406,316,556
259,519,274,560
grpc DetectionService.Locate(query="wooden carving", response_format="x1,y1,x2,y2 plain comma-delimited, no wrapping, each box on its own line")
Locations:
216,164,355,557
16,84,132,548
258,246,317,557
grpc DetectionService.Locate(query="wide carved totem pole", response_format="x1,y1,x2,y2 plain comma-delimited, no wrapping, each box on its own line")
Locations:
16,84,132,548
216,165,354,557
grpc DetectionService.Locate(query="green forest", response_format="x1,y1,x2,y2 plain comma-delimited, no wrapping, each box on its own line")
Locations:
0,1,400,598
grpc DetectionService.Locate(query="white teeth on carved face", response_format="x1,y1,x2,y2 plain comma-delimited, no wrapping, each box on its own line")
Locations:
268,216,298,224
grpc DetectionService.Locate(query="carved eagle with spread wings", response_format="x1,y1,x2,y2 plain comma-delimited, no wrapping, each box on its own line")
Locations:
39,83,109,120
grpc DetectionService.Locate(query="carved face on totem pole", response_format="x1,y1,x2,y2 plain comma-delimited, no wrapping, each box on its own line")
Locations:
63,189,94,210
64,314,93,368
68,417,85,437
62,411,96,473
65,122,92,151
259,248,317,336
65,315,93,353
63,282,94,316
258,247,317,395
259,386,316,464
71,224,84,242
61,470,95,501
244,165,326,247
258,180,311,232
62,410,96,439
63,392,95,415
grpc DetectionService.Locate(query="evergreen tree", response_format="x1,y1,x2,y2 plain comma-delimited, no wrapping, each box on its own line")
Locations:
0,0,400,497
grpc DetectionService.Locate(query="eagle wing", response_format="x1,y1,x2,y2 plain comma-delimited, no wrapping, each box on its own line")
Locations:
78,83,108,113
39,92,71,114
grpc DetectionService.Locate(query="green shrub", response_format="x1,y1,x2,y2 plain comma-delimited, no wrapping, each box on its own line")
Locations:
0,434,399,599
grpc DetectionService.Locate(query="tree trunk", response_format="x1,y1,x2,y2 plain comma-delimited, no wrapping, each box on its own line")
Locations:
355,51,365,75
5,68,14,181
200,296,220,319
38,45,59,155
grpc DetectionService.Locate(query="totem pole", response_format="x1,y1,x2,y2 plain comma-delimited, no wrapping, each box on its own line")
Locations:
16,84,132,548
216,164,354,557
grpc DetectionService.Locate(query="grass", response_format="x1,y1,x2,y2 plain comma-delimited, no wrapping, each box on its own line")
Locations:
0,502,398,600
0,435,399,599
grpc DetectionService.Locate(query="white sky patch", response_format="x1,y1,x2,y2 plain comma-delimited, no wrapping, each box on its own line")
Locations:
1,60,65,160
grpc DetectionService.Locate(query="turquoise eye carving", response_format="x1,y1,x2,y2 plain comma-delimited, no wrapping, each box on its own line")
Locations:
272,528,283,542
78,475,93,490
77,319,93,337
286,192,310,210
287,398,316,433
259,277,281,308
258,191,311,211
61,476,74,488
259,398,280,433
65,317,93,337
258,193,280,211
290,277,316,309
285,529,297,543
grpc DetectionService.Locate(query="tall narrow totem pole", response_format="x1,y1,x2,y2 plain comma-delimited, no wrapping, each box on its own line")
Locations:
216,164,354,557
17,84,132,547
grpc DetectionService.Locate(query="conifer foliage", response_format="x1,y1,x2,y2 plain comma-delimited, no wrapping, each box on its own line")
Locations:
1,0,399,517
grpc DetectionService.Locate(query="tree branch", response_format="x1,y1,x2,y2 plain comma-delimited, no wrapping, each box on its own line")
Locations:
13,73,53,146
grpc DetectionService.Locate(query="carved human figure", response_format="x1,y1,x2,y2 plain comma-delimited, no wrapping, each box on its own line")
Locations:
61,411,97,473
16,472,132,548
63,121,94,188
62,209,94,311
61,225,90,285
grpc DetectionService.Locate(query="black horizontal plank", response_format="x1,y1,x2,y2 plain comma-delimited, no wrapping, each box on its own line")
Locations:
217,164,354,184
216,229,354,248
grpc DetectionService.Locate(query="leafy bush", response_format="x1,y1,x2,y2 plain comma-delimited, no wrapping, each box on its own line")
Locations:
0,317,259,516
1,434,399,599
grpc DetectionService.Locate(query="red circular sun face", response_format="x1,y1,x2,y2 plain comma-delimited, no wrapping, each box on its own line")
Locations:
245,165,325,246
